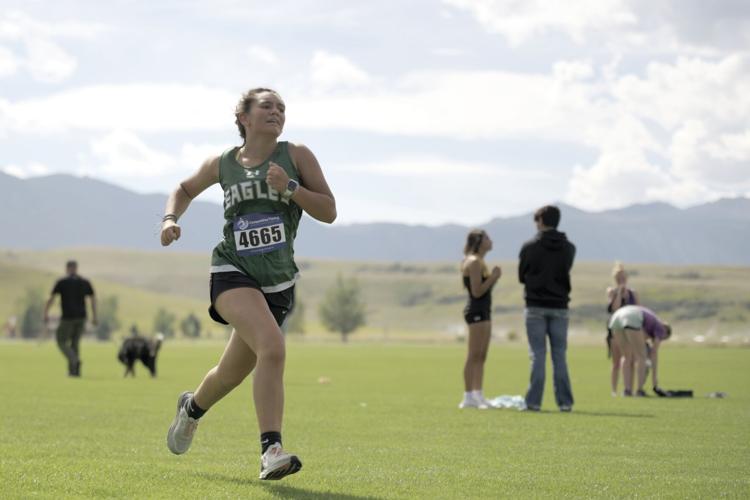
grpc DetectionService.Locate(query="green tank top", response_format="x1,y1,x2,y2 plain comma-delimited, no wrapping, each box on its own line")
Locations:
210,141,303,292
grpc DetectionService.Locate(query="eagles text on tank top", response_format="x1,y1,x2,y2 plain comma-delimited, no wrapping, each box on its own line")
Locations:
210,142,303,293
463,274,493,314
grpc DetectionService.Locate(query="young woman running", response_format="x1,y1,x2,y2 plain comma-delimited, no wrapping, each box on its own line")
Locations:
161,88,336,480
459,230,501,409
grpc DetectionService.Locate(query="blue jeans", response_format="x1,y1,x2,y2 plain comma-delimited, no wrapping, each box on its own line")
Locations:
524,307,574,409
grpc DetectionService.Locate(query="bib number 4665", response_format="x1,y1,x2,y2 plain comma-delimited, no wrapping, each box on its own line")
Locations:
233,214,287,256
239,225,283,247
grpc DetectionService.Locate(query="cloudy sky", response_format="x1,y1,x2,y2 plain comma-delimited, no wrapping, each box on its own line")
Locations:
1,0,749,225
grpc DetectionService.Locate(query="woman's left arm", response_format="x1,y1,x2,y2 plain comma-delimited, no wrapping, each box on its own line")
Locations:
267,143,337,223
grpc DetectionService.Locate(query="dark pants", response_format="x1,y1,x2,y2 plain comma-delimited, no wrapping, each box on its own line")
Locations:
56,319,85,375
524,307,574,409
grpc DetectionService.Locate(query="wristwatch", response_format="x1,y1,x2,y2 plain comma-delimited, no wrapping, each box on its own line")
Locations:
282,179,299,200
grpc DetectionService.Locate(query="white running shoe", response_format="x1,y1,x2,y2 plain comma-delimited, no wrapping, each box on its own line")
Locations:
167,391,199,455
259,443,302,480
458,395,489,409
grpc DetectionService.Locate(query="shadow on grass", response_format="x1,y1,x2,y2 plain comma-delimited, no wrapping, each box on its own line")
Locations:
567,410,655,418
196,472,383,499
260,483,384,499
518,409,654,418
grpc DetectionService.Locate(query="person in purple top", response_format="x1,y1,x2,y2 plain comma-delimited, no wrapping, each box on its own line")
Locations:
608,305,671,396
606,262,640,395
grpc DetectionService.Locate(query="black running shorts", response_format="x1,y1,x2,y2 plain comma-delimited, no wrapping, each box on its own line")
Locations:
464,310,490,324
209,272,295,327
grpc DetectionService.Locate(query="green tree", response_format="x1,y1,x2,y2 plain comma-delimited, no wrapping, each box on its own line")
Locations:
319,275,366,342
284,299,305,335
94,295,120,341
154,308,177,338
180,312,201,339
19,288,45,339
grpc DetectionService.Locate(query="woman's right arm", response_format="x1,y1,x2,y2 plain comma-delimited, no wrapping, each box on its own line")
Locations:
161,156,220,246
606,286,622,313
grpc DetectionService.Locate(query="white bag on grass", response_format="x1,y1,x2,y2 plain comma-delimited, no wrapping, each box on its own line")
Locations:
488,395,527,410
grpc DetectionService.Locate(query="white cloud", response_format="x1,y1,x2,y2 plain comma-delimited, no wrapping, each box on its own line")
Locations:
1,162,50,178
0,11,107,40
613,55,750,131
432,47,465,57
0,10,107,83
246,45,279,66
0,45,746,215
443,0,750,56
24,37,77,83
0,84,236,134
343,156,547,179
310,50,371,91
0,45,18,77
553,60,594,82
566,52,750,209
87,130,177,178
288,67,611,142
670,121,750,190
327,156,556,224
443,0,637,46
179,142,228,169
565,114,673,209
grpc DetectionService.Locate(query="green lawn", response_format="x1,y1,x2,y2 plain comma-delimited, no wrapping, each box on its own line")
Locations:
1,341,748,499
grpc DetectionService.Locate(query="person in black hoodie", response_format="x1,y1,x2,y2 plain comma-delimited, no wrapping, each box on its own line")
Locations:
518,205,576,411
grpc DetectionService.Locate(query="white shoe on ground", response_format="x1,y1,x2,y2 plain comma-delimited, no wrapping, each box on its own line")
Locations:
259,443,303,480
458,395,489,409
166,391,199,455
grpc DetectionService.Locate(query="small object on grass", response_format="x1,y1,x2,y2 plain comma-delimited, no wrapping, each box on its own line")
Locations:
487,395,527,410
708,391,727,398
317,376,331,384
655,387,693,398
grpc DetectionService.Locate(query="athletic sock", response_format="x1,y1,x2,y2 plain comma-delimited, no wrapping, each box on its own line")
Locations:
261,431,282,454
463,391,473,401
471,390,484,400
185,396,206,419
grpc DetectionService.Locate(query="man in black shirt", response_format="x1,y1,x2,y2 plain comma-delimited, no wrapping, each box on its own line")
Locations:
518,206,576,411
44,261,97,377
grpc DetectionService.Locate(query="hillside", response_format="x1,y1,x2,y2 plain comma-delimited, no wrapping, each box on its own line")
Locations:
1,172,749,264
2,248,749,343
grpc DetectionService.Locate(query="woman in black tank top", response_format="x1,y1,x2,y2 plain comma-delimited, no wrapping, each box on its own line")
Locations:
458,230,501,409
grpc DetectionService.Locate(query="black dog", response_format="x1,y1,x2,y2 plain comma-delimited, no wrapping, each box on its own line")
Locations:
117,333,163,377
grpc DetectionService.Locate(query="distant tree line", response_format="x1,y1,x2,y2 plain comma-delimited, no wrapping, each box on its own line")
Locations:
14,288,205,340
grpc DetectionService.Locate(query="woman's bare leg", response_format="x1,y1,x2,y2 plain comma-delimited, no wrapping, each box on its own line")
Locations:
610,341,623,394
193,330,257,410
613,330,633,394
215,287,286,433
632,329,648,393
465,321,491,391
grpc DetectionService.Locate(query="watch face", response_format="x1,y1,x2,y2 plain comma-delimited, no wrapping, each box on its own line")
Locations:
287,179,299,191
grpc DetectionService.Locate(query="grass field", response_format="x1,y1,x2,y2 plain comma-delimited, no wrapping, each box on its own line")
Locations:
1,341,748,498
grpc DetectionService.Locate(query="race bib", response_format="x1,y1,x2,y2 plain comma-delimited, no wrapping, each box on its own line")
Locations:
233,213,287,256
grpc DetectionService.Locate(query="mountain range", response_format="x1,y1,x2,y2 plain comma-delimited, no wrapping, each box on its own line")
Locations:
1,172,748,265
